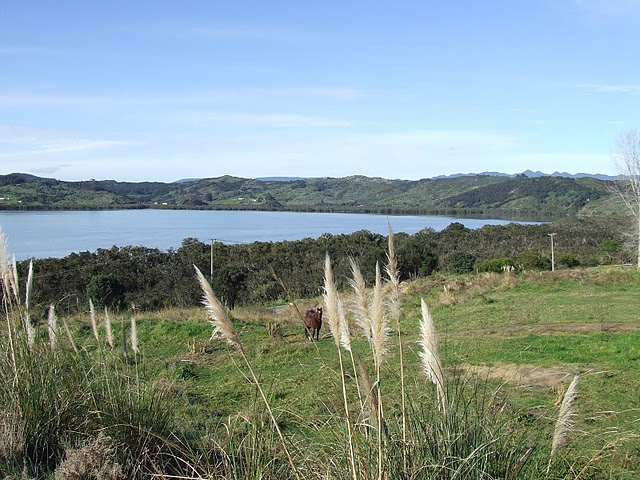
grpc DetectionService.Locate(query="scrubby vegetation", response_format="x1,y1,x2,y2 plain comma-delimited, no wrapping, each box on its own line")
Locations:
1,227,639,478
20,215,631,317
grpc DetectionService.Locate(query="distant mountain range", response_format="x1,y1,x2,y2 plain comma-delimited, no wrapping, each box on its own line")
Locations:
422,170,622,181
175,171,620,183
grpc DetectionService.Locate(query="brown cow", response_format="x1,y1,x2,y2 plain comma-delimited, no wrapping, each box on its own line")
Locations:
304,307,322,341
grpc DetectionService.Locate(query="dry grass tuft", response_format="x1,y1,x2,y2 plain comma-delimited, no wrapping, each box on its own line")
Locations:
54,433,124,480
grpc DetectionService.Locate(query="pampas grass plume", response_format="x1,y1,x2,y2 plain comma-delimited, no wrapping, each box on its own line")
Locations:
419,299,446,411
551,374,580,456
194,265,241,347
323,254,342,348
47,304,58,349
370,262,389,368
349,258,371,341
89,299,100,346
130,315,139,354
104,307,114,349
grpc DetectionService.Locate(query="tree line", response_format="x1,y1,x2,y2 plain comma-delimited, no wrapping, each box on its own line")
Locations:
15,215,629,319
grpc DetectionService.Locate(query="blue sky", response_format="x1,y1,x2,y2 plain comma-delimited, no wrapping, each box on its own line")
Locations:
1,0,639,182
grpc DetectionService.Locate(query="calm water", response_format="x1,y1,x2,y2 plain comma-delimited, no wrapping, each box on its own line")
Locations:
0,210,538,261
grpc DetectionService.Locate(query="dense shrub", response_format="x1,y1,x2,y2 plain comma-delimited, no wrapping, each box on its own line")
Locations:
556,252,580,268
476,257,514,273
87,273,125,310
448,251,476,274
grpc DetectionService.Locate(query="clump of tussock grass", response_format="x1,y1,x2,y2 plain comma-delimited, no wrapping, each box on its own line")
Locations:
54,433,124,480
0,233,188,478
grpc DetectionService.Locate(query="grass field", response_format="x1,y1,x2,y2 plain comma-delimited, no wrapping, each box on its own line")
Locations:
2,264,639,478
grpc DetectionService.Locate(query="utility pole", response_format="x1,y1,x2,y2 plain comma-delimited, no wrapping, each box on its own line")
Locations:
548,233,557,272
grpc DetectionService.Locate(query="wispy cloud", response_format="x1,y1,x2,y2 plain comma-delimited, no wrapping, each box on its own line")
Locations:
139,23,303,43
171,110,355,128
0,124,139,161
576,83,640,94
0,85,365,108
0,45,65,55
575,0,640,17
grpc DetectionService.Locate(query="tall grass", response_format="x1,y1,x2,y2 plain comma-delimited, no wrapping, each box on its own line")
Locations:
0,225,622,479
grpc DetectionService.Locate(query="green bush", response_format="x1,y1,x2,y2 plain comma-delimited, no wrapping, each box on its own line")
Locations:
556,252,580,268
517,249,551,270
448,251,476,274
87,273,125,310
476,257,514,273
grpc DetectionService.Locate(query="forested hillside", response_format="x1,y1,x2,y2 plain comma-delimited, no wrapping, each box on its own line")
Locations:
0,173,615,216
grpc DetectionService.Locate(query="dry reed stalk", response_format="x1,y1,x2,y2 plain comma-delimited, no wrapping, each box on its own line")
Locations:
47,304,58,349
419,299,447,413
61,316,78,354
104,307,114,349
349,258,371,342
357,357,378,429
193,265,301,480
386,225,407,470
322,254,359,480
89,299,100,346
551,375,580,456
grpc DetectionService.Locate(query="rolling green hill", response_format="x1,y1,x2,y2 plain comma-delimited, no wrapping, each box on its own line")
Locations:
0,172,616,216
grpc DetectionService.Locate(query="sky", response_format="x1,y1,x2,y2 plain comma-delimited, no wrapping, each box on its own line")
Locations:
1,0,640,182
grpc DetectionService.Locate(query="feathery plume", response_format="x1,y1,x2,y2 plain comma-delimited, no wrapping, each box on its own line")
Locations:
24,260,33,309
194,265,241,347
24,260,35,347
62,316,78,353
418,299,446,411
9,255,19,302
370,262,389,368
349,257,371,341
0,227,11,294
104,307,114,349
89,299,100,345
323,254,342,348
551,375,580,456
130,315,139,354
47,304,58,349
385,224,401,323
337,294,351,352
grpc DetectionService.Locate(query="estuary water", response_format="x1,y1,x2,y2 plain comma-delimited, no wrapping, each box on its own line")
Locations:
0,209,539,261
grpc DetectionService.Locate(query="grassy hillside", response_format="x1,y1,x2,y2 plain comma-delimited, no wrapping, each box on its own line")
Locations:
3,263,639,478
0,172,615,216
